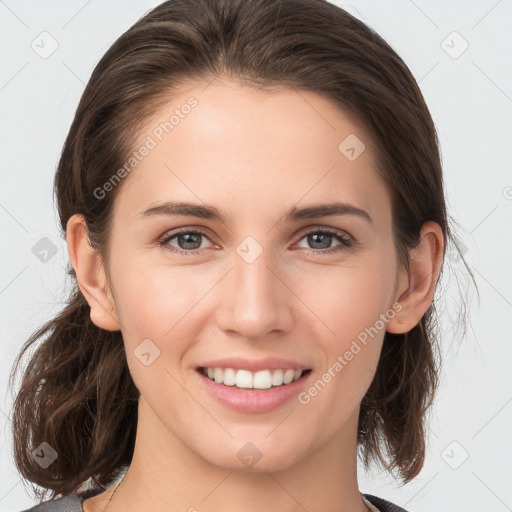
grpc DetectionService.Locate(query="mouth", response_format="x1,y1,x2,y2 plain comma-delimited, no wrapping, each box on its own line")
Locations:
196,366,313,391
195,365,314,413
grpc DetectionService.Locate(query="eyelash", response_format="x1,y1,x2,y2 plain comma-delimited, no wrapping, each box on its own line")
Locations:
157,227,354,256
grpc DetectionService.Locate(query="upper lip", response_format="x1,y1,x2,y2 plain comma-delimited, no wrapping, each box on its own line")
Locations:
198,356,311,372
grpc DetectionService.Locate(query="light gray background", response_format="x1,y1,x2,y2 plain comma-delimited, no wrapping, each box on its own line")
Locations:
1,1,511,510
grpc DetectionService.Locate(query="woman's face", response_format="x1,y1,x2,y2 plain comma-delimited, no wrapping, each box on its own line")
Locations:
103,79,404,471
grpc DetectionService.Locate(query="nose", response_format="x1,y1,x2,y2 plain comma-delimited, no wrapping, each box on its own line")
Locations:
215,244,294,341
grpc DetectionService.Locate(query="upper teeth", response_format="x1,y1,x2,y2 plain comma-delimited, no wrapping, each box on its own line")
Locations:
202,367,304,389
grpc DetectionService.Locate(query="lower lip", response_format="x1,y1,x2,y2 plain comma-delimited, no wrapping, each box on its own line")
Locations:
196,369,312,413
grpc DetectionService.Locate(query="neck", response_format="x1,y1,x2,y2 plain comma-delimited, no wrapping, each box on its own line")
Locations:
88,398,369,512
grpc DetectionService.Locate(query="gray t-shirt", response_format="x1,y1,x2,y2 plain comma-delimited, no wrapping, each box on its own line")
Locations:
20,486,410,511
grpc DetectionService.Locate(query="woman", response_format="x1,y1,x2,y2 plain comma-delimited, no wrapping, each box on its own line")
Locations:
10,0,471,510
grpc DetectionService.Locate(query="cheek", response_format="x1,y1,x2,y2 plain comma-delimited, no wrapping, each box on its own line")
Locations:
110,251,211,337
293,257,396,411
295,265,392,417
110,261,208,390
295,260,394,342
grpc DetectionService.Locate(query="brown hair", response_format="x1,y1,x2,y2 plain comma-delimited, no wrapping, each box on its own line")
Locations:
9,0,476,501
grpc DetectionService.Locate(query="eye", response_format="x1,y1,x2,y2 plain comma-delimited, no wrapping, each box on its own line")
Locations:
158,227,354,256
158,228,213,255
295,228,353,255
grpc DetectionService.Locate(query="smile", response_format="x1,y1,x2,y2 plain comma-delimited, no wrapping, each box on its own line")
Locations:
195,366,313,413
199,367,312,390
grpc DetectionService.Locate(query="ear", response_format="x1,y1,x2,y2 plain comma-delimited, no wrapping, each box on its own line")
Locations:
66,213,121,331
386,221,444,334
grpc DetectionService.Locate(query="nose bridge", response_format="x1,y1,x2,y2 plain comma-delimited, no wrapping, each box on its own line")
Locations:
216,236,293,338
235,244,275,303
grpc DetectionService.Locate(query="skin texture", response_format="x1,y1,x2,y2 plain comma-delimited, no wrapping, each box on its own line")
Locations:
67,78,444,512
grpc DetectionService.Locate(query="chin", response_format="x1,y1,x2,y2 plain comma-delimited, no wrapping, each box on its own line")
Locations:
198,437,305,474
214,455,297,474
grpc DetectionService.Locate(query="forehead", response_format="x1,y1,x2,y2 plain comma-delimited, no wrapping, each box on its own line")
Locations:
114,79,391,230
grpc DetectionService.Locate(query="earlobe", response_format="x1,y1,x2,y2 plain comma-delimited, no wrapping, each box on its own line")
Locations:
386,221,444,335
66,214,121,332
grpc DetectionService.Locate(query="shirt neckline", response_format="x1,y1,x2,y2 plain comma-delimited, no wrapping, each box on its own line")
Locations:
78,486,382,512
362,493,382,512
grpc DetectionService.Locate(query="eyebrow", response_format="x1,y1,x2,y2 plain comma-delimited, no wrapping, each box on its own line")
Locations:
137,201,373,225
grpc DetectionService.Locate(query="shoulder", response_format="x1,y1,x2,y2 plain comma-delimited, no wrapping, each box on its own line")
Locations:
363,493,410,512
20,495,82,512
19,486,104,512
